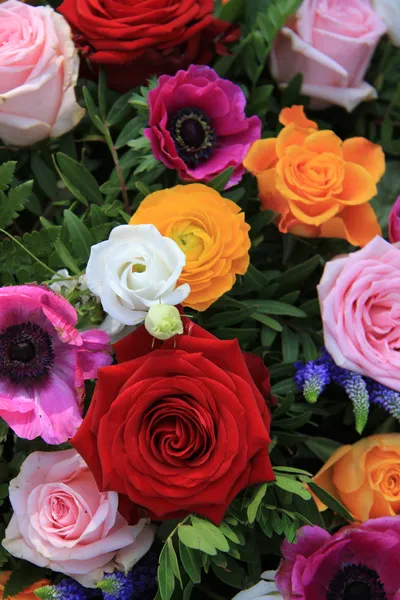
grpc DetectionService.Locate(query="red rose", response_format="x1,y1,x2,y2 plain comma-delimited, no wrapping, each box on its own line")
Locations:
72,319,274,524
57,0,239,93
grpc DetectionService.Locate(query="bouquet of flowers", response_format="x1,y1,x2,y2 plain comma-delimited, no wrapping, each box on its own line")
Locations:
0,0,400,599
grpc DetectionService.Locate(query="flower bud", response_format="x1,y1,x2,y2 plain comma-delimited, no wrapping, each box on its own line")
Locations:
144,305,183,340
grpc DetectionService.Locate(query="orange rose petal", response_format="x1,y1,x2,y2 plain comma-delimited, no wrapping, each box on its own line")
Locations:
311,445,352,511
243,138,278,175
285,220,319,237
279,105,318,130
339,483,375,522
370,489,395,519
276,123,310,157
338,162,377,206
304,130,343,156
256,169,291,219
342,137,385,184
320,204,381,246
288,198,340,226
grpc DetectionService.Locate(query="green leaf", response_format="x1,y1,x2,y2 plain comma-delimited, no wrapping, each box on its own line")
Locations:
281,326,299,363
31,154,58,199
158,545,175,600
300,332,319,361
179,540,202,584
211,555,247,589
0,161,16,190
106,92,133,127
63,210,94,263
308,481,355,522
206,305,259,328
247,482,268,523
190,517,230,553
167,538,183,588
250,300,307,318
55,153,103,206
273,392,295,418
282,73,304,107
218,0,244,21
277,255,322,294
178,525,217,556
252,312,283,331
305,437,342,462
218,522,243,545
208,167,235,192
273,411,312,430
183,581,195,600
275,475,311,499
82,86,106,134
3,562,50,599
115,117,144,149
0,181,33,229
54,238,81,275
98,66,108,121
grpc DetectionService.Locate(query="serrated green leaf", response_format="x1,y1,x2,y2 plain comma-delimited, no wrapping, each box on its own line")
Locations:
0,161,16,191
308,481,355,522
178,525,217,556
64,210,94,263
158,545,175,600
190,517,230,553
55,153,103,206
247,482,268,523
179,540,201,584
0,181,32,229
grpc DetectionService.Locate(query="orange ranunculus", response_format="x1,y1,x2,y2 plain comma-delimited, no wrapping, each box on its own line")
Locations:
0,572,50,600
129,184,250,311
244,105,385,247
312,433,400,522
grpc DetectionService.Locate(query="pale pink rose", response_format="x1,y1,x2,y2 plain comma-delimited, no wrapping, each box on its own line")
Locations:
0,0,84,147
271,0,387,112
318,236,400,392
2,450,155,588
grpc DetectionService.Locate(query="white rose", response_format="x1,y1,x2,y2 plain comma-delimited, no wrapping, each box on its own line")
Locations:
232,572,282,600
371,0,400,46
86,224,190,326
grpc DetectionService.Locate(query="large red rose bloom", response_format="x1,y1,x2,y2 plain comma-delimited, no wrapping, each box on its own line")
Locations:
57,0,238,92
72,319,274,524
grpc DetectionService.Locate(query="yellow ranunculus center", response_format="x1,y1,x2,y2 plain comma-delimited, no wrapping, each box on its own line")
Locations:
170,220,205,261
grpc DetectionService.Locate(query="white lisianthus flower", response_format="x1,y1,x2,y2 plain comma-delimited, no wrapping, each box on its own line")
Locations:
371,0,400,46
85,224,190,326
232,572,282,600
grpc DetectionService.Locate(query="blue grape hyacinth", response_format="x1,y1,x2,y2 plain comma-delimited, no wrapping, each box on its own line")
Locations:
96,549,158,600
35,578,101,600
294,349,400,434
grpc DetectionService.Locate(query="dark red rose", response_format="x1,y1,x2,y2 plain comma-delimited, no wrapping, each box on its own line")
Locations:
57,0,239,93
72,319,274,524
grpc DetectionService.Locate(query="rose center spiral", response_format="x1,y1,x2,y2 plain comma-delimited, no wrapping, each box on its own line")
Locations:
168,107,216,168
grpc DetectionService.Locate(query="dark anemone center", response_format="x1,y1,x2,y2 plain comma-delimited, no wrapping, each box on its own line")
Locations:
168,107,216,168
327,564,386,600
0,322,55,383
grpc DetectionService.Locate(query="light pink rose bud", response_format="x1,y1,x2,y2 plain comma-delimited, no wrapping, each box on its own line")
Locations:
270,0,387,112
389,196,400,243
0,0,84,146
2,450,155,588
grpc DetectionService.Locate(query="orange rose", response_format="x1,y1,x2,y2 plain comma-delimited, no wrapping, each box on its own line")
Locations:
0,572,50,600
244,105,385,246
312,433,400,522
130,184,250,311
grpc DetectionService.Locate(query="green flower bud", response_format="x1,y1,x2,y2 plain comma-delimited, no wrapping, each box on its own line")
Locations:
144,304,183,340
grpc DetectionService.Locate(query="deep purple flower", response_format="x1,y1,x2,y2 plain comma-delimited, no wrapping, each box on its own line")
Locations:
145,65,261,188
0,284,112,444
389,196,400,243
276,518,400,600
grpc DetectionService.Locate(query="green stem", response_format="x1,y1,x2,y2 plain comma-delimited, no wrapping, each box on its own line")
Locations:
103,126,130,214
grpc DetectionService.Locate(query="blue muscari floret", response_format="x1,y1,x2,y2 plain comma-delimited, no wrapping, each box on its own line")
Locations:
367,380,400,421
293,360,331,403
35,578,101,600
97,550,158,600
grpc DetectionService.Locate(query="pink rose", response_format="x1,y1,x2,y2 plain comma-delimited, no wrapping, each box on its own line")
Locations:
318,236,400,392
0,0,84,147
389,196,400,243
270,0,387,112
2,450,155,587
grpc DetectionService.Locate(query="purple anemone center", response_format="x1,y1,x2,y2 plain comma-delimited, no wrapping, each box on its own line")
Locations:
0,322,55,383
327,564,386,600
168,107,216,168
